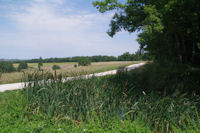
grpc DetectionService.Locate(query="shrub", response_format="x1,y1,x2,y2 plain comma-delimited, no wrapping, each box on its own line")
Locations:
52,65,61,70
17,62,28,72
74,64,78,68
0,62,15,73
78,58,91,66
38,57,43,71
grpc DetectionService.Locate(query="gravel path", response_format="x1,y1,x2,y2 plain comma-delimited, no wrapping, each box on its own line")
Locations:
0,62,145,92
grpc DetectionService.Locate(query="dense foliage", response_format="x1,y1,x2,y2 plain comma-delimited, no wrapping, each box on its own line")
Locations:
78,58,91,66
17,62,28,72
0,61,15,73
118,50,151,61
93,0,200,65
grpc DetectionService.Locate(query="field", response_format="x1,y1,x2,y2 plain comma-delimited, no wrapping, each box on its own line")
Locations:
0,61,140,84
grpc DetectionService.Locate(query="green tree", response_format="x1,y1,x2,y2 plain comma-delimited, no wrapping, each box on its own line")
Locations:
17,62,28,72
118,52,132,61
38,57,43,71
93,0,200,65
78,58,91,66
52,65,61,71
0,62,15,73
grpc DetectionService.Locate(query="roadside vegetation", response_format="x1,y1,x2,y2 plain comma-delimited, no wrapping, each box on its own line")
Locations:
1,63,200,132
0,90,150,132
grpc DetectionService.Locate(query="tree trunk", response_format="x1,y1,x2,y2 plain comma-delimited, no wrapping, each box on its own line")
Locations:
175,34,183,63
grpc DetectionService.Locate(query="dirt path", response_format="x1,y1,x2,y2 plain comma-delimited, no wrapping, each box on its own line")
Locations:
0,63,145,92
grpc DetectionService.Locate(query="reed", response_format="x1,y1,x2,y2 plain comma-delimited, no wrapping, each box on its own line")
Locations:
22,71,200,132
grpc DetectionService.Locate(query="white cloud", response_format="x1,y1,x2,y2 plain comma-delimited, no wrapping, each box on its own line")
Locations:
11,0,111,35
8,0,113,46
0,0,139,59
34,0,64,4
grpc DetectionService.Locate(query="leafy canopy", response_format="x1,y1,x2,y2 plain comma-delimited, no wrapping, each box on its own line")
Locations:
93,0,200,65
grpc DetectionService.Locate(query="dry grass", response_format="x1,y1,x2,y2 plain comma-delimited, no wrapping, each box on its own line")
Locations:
0,61,141,84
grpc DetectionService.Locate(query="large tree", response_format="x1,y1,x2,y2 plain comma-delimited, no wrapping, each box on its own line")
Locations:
93,0,200,65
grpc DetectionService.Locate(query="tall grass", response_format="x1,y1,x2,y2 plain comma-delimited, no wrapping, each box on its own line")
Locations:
0,91,150,132
23,72,127,121
22,68,200,132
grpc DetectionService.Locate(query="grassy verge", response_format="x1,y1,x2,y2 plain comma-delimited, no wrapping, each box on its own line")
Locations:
0,61,139,84
1,62,200,132
0,91,150,133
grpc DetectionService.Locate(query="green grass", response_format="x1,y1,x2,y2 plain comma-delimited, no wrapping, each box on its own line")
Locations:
1,62,200,132
0,91,150,133
0,61,139,84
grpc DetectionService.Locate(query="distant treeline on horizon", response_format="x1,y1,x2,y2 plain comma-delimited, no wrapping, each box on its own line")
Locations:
22,56,118,63
1,52,151,63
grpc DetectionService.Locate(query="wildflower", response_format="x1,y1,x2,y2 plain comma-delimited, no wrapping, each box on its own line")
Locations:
83,128,86,132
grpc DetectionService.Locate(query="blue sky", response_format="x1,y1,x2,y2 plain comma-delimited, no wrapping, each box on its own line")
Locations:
0,0,139,59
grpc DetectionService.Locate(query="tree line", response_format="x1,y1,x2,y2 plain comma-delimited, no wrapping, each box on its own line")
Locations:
13,52,149,63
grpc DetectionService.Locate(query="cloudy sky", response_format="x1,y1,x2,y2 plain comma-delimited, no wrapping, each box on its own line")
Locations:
0,0,139,59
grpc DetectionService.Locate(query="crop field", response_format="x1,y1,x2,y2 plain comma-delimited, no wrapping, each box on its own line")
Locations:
0,61,141,84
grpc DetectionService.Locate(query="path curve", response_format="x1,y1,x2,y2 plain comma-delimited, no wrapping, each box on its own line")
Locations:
0,62,145,92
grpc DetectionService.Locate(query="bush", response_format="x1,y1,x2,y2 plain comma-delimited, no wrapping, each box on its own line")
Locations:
38,57,43,71
52,65,61,70
17,62,28,72
74,64,78,68
78,58,91,66
0,62,15,73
